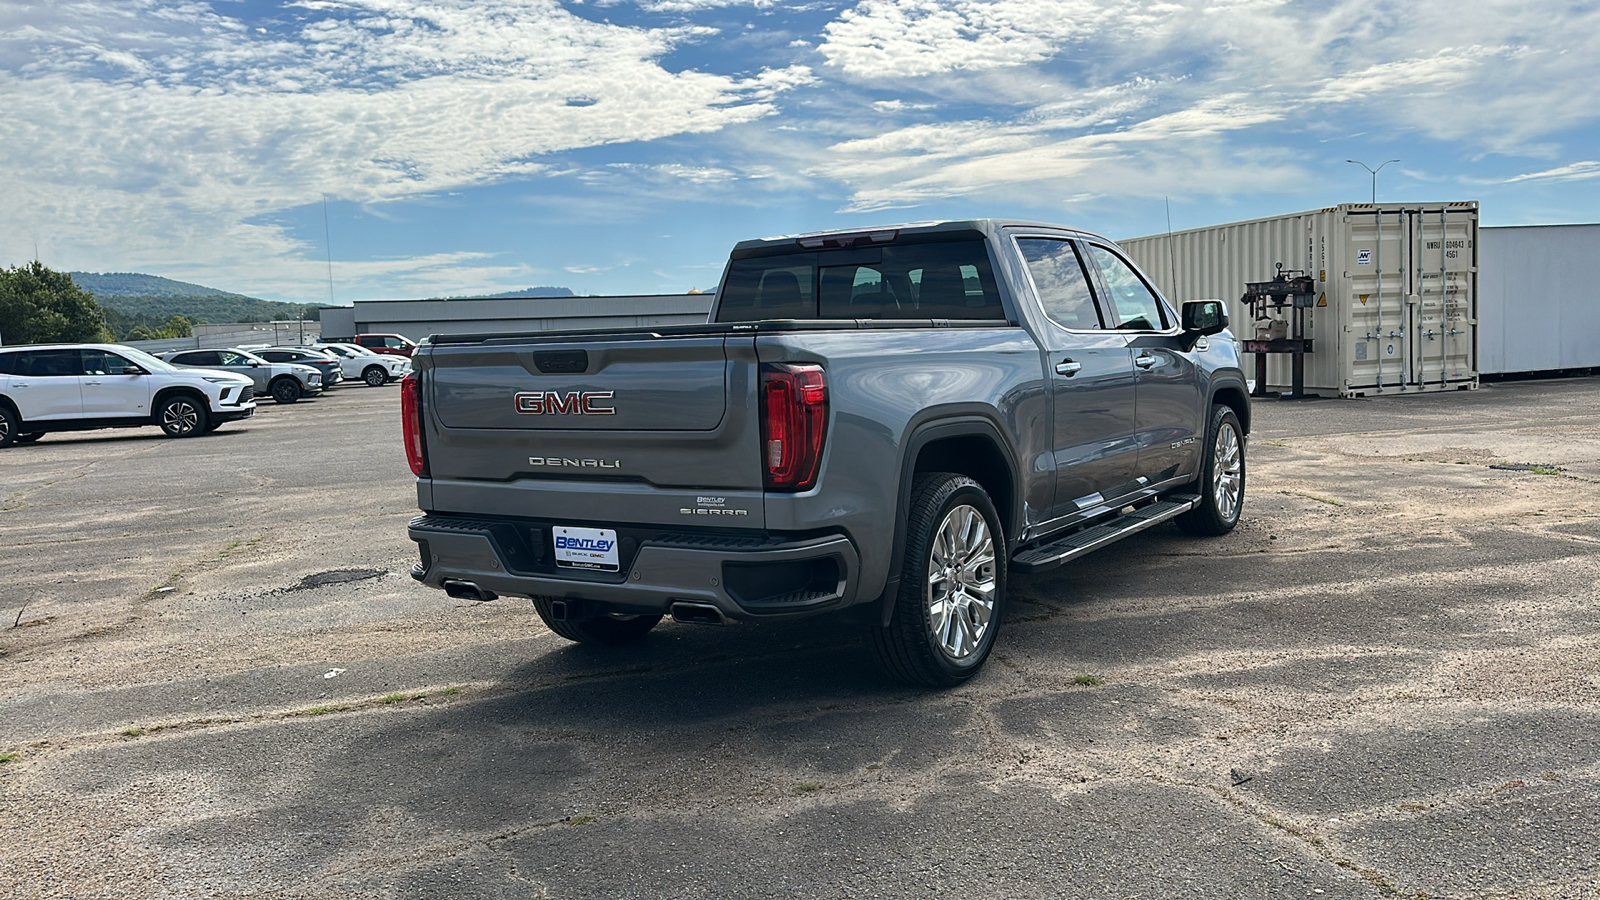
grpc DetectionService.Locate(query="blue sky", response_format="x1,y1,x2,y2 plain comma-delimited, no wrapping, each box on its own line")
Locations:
3,0,1599,303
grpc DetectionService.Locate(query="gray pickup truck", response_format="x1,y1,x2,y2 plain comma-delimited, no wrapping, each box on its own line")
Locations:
404,220,1250,685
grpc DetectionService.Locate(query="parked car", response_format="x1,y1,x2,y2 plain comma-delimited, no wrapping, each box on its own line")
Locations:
309,342,412,387
160,348,323,404
0,343,256,446
350,334,417,358
255,347,344,388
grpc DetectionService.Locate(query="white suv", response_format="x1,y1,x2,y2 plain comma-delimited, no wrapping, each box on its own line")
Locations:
311,342,412,387
0,343,256,447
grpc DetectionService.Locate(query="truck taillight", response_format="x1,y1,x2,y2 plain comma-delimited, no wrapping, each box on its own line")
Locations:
401,373,428,477
760,363,827,491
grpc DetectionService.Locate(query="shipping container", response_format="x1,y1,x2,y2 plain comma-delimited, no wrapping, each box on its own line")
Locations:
1478,223,1600,375
1121,203,1479,398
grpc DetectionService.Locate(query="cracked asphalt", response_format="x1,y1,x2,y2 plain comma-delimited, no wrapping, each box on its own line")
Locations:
2,376,1598,899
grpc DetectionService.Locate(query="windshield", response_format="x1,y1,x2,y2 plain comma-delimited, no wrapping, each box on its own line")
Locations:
119,346,181,373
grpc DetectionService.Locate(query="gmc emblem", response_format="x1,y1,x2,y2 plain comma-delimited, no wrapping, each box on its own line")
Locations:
514,390,615,415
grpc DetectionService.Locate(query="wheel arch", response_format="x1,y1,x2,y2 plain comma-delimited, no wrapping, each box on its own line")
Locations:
1210,379,1251,435
151,385,209,419
878,410,1022,626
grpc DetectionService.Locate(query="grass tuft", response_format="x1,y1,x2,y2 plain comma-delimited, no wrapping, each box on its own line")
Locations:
1073,674,1105,687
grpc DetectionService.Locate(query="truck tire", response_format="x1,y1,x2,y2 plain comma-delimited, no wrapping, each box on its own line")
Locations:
533,597,662,644
869,472,1006,687
1176,404,1245,536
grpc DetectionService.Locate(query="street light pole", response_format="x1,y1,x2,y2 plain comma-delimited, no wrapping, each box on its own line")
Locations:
1347,159,1400,204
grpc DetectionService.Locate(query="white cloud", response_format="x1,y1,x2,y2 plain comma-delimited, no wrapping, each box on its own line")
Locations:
0,0,809,297
1504,161,1600,184
810,0,1600,212
4,0,1600,298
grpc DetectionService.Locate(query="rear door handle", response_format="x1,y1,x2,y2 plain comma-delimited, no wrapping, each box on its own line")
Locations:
1055,360,1082,377
1134,354,1157,370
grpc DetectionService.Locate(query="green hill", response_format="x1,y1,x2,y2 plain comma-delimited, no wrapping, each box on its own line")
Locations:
69,272,254,300
67,272,319,339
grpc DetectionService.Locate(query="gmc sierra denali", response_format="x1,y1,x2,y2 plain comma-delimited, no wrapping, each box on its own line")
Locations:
404,220,1250,685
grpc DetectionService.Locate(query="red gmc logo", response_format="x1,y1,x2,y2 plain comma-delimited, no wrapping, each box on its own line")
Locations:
514,390,615,415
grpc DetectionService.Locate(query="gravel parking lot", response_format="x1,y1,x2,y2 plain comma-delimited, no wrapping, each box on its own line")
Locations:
2,377,1598,899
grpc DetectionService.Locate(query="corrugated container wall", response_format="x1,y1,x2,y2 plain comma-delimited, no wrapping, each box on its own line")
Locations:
1121,203,1479,397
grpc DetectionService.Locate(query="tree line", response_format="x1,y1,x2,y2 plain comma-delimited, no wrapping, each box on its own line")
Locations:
0,263,318,345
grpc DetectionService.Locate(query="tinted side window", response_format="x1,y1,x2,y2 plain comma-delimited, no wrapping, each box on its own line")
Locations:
16,350,82,377
1087,244,1169,331
717,254,817,321
82,350,141,375
0,352,16,375
218,352,253,366
1017,238,1103,330
259,351,289,362
178,351,221,366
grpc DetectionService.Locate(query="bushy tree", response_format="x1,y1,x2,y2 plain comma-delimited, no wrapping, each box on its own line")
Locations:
0,262,109,344
161,314,193,337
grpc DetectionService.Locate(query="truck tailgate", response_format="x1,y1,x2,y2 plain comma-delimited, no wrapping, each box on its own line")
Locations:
421,333,768,526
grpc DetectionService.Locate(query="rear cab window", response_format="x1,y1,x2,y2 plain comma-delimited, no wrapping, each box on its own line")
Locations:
1016,238,1105,331
715,232,1007,323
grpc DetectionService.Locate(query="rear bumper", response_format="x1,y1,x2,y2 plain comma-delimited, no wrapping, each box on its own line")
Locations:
408,514,861,621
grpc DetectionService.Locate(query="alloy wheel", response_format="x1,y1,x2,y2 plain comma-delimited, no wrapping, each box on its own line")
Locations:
163,401,200,435
925,504,997,660
1213,422,1243,521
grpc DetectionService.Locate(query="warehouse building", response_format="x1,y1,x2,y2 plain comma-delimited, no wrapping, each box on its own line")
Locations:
317,293,714,343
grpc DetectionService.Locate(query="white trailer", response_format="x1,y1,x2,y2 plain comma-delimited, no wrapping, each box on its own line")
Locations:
1478,224,1600,375
1121,203,1480,398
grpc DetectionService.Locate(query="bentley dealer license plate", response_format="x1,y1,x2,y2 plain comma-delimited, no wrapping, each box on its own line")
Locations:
553,526,620,572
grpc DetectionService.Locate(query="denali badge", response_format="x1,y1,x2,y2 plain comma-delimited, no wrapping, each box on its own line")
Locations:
514,390,615,415
530,457,621,469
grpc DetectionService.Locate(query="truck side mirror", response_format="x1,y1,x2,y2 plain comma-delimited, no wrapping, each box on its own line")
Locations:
1182,300,1227,338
